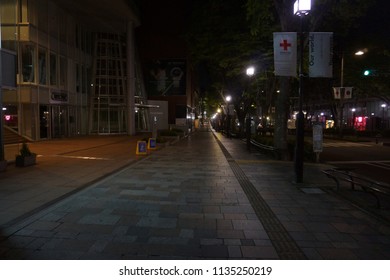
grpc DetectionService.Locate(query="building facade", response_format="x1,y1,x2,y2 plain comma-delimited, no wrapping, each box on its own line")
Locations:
1,0,149,142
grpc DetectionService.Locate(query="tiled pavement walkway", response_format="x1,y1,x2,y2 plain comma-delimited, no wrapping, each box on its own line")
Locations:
1,129,390,259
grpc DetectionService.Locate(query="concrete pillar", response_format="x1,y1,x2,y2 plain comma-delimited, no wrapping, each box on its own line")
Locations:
126,21,136,135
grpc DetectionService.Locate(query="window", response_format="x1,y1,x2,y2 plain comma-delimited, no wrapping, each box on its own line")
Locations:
19,0,29,23
75,63,80,93
21,44,35,83
50,52,57,85
38,48,47,85
82,65,86,93
60,56,67,88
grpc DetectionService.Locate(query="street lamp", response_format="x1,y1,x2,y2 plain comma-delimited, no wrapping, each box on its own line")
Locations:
246,66,255,77
294,0,311,15
338,50,365,135
0,13,4,162
294,0,311,183
246,67,256,149
381,103,387,129
225,95,232,138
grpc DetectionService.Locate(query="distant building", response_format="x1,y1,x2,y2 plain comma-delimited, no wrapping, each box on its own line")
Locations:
136,0,198,132
1,0,150,141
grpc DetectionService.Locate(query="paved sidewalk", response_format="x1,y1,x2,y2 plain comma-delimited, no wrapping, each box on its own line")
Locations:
0,134,150,226
0,130,390,259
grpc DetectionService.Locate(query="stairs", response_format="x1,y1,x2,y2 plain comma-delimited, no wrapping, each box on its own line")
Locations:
3,126,30,144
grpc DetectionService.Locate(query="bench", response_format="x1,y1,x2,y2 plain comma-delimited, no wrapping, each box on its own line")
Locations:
322,168,390,208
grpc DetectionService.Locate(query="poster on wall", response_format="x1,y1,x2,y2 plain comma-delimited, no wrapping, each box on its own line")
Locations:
146,59,186,96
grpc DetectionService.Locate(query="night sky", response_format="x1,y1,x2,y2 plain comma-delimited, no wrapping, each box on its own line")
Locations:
136,0,189,61
135,0,389,84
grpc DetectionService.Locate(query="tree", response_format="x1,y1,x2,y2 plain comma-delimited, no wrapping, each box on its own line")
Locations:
246,0,376,157
186,0,271,130
186,0,379,155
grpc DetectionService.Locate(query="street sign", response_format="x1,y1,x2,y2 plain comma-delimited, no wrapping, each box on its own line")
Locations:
148,138,157,150
313,124,323,163
136,141,147,155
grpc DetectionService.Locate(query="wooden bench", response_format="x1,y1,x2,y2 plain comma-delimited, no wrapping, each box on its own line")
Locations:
322,168,390,208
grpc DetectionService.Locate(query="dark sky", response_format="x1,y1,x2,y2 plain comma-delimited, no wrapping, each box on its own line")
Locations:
349,0,390,48
135,0,389,61
136,0,189,60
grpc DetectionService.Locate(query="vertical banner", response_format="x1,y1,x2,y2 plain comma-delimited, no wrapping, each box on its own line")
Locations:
309,32,333,78
273,32,297,77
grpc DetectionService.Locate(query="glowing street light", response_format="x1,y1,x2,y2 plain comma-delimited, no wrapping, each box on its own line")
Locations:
355,50,364,56
225,95,231,103
246,66,255,77
294,0,311,16
225,95,232,138
293,0,311,183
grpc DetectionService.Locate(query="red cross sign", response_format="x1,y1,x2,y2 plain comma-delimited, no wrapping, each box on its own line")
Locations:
280,40,292,51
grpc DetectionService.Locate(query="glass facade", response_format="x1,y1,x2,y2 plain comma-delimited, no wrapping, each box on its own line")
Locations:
38,47,47,85
90,33,128,134
21,44,35,83
1,0,148,142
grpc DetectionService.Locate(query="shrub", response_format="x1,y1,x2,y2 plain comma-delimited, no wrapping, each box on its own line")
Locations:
19,143,35,157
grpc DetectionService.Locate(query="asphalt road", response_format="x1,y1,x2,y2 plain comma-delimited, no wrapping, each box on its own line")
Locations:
320,139,390,184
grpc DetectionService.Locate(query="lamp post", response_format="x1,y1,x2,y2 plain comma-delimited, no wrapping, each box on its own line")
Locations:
226,95,232,138
338,49,365,135
351,108,356,129
294,0,311,183
0,12,4,162
382,103,387,130
246,67,256,150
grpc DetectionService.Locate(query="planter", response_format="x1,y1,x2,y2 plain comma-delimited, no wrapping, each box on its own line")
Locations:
0,160,7,172
15,154,37,167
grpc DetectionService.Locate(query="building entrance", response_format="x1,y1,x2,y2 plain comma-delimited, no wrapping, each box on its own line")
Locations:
51,106,68,138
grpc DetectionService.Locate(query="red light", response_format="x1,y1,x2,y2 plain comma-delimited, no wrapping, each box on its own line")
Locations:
5,115,11,121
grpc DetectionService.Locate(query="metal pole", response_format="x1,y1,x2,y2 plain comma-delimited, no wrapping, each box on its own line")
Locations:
246,114,251,151
226,104,230,138
339,53,345,137
294,17,305,183
0,15,4,161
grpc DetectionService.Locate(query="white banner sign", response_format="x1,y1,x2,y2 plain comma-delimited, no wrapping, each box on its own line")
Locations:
273,32,297,77
309,32,333,78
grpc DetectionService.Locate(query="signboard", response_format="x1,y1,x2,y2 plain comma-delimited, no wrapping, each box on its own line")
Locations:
148,138,157,150
273,32,297,77
136,141,147,155
312,124,323,152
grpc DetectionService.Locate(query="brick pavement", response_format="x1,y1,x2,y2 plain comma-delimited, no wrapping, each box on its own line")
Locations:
0,130,390,259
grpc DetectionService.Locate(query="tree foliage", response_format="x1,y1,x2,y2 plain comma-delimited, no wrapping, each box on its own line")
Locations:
186,0,387,147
